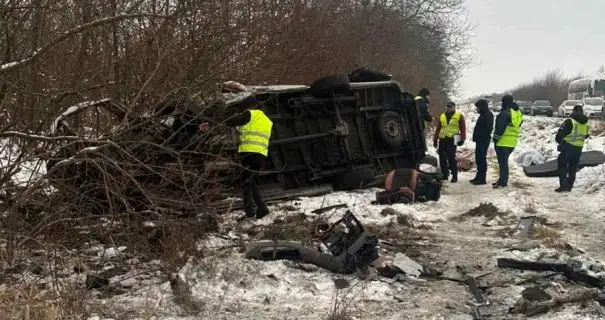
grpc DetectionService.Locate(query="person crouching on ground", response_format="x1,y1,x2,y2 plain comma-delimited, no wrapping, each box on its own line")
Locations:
492,95,523,188
555,105,590,192
470,99,494,185
433,101,466,183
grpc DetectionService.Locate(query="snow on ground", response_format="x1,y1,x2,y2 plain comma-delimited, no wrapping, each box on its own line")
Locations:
78,111,605,320
2,105,605,319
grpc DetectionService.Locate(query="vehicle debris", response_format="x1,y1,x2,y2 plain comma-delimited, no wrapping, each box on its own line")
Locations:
497,257,605,288
246,210,427,282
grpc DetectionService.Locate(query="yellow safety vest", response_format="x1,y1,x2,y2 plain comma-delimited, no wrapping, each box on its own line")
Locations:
496,109,523,148
438,111,461,138
238,109,273,156
563,119,589,147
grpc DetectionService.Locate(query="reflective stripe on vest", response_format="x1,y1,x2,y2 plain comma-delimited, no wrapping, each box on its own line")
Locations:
438,111,461,138
563,119,589,147
415,96,423,101
496,109,523,148
238,109,273,156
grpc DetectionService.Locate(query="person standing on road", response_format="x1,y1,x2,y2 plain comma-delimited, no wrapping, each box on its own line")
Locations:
415,88,433,147
433,101,466,183
555,105,590,192
199,97,273,219
470,99,494,185
492,95,523,188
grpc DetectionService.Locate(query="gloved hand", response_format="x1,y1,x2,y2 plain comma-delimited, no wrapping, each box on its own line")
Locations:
457,140,464,146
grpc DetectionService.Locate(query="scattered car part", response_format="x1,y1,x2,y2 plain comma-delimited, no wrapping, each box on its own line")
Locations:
517,216,537,237
523,150,605,177
311,203,348,215
497,258,605,288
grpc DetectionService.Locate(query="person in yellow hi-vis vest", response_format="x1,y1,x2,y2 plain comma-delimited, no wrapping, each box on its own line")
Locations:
200,96,273,219
492,95,523,188
554,105,590,192
433,101,466,183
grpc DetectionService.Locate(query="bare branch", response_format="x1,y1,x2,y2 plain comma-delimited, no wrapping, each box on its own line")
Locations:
0,13,170,74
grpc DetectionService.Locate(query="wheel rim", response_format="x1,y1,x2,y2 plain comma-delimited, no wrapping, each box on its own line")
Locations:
383,119,401,138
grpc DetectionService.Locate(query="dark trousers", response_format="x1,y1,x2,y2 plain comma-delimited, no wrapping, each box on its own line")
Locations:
240,152,267,216
474,141,489,181
495,146,514,186
557,143,582,190
438,138,457,178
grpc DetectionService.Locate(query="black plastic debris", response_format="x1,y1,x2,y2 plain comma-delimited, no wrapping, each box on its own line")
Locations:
497,258,605,288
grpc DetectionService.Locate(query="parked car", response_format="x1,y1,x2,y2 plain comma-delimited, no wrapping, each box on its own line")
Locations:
531,100,553,117
557,100,581,117
581,97,604,118
516,101,532,115
45,69,430,213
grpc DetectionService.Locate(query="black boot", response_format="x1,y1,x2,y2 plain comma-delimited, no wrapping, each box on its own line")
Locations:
451,175,458,183
256,205,270,219
471,179,487,185
555,187,570,193
469,177,478,183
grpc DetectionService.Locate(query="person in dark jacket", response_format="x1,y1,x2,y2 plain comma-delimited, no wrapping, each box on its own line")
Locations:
433,101,466,182
415,88,433,148
554,105,590,192
470,99,494,185
199,97,273,219
415,88,433,125
492,95,523,188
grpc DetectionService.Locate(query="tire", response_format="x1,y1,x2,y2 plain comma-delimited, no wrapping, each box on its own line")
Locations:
348,68,392,82
547,111,553,117
375,111,405,149
332,169,376,190
309,75,350,97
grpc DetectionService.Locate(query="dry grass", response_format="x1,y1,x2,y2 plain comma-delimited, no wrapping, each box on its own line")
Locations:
325,281,367,320
0,283,86,320
245,213,322,244
531,224,565,249
451,202,508,222
511,181,532,189
524,200,538,214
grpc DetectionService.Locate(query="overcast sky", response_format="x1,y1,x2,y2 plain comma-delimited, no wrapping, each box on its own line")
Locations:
459,0,605,99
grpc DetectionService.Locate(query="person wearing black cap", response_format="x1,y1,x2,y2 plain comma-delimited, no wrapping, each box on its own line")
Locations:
199,96,273,219
554,104,590,192
470,99,494,185
492,95,523,188
433,101,466,182
415,88,433,144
